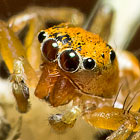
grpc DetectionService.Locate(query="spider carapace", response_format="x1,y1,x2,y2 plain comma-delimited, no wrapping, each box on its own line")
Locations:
35,23,119,107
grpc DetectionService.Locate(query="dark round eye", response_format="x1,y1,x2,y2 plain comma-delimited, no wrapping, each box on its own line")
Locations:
38,31,46,43
110,50,116,62
83,58,95,70
42,39,59,61
59,50,80,72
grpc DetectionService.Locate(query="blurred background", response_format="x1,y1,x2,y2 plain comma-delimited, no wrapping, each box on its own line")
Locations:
0,0,96,19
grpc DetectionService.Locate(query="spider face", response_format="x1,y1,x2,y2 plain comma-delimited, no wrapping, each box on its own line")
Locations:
35,23,119,107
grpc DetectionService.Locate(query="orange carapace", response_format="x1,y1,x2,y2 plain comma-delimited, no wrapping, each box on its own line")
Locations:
35,23,119,107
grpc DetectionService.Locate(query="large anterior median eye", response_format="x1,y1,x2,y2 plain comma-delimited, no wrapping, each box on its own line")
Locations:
42,39,59,61
59,50,80,72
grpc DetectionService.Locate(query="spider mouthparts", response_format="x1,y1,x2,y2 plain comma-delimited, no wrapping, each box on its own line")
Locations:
44,95,50,103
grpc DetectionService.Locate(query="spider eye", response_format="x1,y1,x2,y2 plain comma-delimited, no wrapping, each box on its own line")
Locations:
83,58,95,70
110,50,116,62
38,31,46,43
59,50,80,72
42,39,59,61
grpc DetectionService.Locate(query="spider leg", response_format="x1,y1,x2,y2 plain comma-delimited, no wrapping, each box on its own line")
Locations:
48,106,81,132
106,120,135,140
0,21,38,87
131,131,140,140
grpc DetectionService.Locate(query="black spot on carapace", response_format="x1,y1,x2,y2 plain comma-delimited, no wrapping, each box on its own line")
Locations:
49,34,52,37
77,32,80,35
52,33,59,38
64,34,71,40
99,61,104,65
62,38,70,44
78,42,81,45
101,54,105,58
56,34,71,44
68,42,72,45
77,46,82,51
56,36,62,41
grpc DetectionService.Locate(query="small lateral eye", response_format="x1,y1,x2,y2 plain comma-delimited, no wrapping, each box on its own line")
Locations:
42,39,59,61
38,31,46,43
59,50,80,72
110,50,116,62
83,58,95,70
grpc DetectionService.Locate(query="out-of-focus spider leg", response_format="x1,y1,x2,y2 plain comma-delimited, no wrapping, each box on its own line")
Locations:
89,3,114,42
8,7,85,70
131,131,140,140
0,20,38,87
83,106,139,140
129,81,140,112
114,50,140,111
